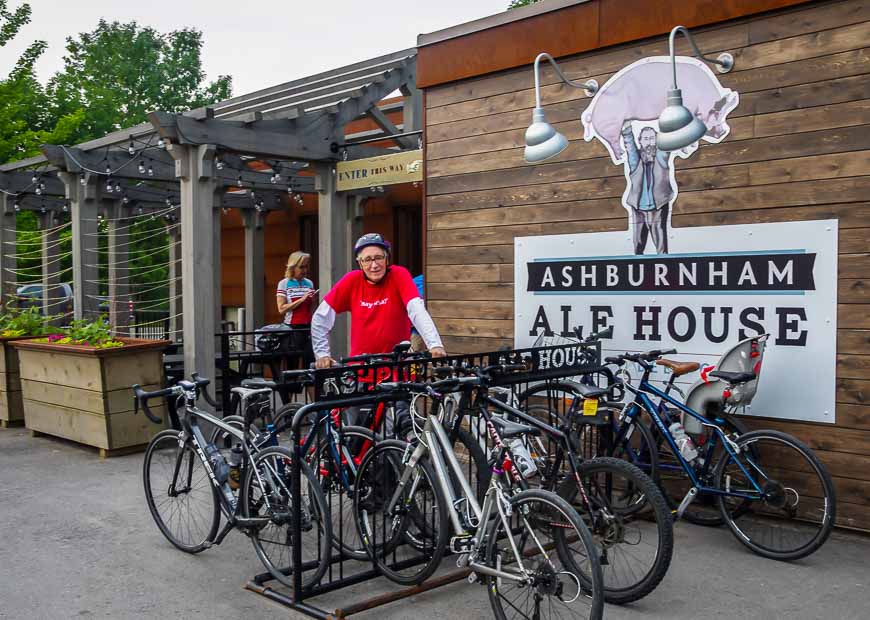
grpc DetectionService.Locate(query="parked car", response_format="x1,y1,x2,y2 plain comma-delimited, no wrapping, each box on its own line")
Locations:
14,283,74,316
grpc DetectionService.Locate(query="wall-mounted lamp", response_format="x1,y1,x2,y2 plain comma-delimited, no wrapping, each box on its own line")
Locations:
658,26,734,151
524,53,598,163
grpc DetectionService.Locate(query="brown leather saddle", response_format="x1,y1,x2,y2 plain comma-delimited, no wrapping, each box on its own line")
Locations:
656,358,700,377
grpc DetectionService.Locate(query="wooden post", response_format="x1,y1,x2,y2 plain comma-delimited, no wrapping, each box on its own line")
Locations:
37,210,63,325
241,209,266,333
105,201,130,335
60,172,101,320
167,143,217,394
167,222,182,342
316,163,350,358
213,203,222,334
0,195,15,307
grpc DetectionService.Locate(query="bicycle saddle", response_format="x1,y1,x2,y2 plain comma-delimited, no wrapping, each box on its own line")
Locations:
573,383,609,399
656,359,701,377
241,378,277,389
708,370,756,384
490,416,541,439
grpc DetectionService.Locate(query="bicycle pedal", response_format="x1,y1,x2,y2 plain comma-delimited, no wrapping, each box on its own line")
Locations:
450,534,474,554
467,571,481,585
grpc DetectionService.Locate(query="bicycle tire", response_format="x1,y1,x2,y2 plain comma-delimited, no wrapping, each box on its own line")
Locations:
558,457,674,604
240,445,331,591
486,488,604,620
143,429,220,553
714,429,836,561
312,425,376,561
353,439,448,586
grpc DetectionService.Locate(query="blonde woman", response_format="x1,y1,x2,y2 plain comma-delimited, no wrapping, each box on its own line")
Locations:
276,251,316,367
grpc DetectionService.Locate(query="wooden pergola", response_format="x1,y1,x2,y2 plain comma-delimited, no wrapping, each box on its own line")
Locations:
0,48,421,389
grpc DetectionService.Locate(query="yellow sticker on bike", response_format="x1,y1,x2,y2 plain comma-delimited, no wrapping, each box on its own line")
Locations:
583,398,599,416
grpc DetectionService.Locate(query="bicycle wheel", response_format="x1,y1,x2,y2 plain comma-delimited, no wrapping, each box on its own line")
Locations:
312,425,376,561
714,429,836,560
558,457,673,604
657,410,749,526
486,488,604,620
353,439,448,585
143,429,219,553
241,445,331,590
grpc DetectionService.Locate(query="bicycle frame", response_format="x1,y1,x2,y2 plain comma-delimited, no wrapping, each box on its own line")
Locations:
616,377,763,501
387,411,538,584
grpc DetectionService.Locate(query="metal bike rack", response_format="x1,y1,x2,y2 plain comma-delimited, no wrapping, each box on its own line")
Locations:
242,343,607,618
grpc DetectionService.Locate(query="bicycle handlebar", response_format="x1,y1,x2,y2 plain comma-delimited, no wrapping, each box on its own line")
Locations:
132,384,171,424
190,373,218,408
604,348,678,368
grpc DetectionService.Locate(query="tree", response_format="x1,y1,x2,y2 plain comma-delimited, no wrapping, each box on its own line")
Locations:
46,20,232,143
508,0,541,8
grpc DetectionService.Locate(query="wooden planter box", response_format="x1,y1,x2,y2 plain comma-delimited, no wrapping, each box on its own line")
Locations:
0,335,39,428
12,338,170,457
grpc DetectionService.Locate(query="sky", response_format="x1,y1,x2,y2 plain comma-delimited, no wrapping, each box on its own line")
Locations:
1,0,511,96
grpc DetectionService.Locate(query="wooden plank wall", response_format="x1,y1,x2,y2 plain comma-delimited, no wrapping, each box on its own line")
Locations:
423,0,870,530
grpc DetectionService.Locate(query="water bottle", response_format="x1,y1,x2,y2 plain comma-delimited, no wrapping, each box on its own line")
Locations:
506,438,538,478
669,422,698,462
204,442,230,483
227,443,244,490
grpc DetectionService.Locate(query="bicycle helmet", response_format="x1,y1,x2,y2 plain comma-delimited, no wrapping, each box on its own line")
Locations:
354,233,391,257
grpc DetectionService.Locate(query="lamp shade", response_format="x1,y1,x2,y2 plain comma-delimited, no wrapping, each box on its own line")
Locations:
524,108,568,163
656,88,707,151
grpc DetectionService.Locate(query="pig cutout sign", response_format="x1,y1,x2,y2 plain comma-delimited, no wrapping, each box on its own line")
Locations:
580,56,738,255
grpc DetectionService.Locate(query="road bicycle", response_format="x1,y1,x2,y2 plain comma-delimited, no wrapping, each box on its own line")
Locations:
600,349,836,560
430,355,673,604
133,376,332,591
353,368,605,620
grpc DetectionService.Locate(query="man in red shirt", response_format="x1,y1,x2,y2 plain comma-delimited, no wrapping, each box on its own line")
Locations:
311,233,447,368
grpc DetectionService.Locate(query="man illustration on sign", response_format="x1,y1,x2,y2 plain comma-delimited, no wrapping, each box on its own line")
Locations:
621,121,673,255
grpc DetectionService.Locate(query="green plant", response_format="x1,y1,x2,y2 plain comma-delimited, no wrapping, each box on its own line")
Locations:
60,316,123,348
0,304,61,337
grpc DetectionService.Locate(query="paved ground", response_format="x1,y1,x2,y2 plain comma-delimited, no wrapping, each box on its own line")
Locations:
1,426,868,620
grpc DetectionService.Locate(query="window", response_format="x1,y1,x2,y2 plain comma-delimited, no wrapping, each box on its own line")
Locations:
393,204,422,276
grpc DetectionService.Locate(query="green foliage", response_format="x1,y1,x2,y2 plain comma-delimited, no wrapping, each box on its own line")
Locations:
63,316,120,347
508,0,541,8
46,20,232,143
0,304,61,337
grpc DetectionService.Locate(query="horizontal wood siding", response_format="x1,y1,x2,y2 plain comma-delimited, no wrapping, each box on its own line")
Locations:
424,0,870,529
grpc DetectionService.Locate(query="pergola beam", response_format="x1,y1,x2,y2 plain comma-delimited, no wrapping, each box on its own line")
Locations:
150,111,335,161
366,106,417,149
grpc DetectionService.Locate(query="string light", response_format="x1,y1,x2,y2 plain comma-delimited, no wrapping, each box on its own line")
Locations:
80,176,87,186
128,141,136,156
147,165,154,177
13,201,20,211
105,164,112,175
122,195,129,204
31,174,38,183
62,200,69,213
214,157,224,170
114,182,121,193
35,186,42,195
138,161,146,174
105,178,114,193
157,138,165,149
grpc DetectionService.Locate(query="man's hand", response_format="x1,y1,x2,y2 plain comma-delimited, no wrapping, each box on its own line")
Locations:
430,346,447,358
315,356,335,369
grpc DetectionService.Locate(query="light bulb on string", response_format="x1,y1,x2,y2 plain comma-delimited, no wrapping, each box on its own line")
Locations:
214,157,224,170
31,174,38,184
105,178,113,193
122,195,129,205
13,201,20,211
35,186,42,195
62,200,69,213
147,165,154,177
270,174,277,184
157,138,165,149
138,206,144,215
105,164,112,175
128,141,135,156
165,198,172,207
114,182,121,193
274,171,281,182
80,176,87,186
138,161,146,174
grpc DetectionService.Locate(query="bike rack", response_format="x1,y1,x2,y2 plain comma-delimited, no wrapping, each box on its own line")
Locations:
242,343,607,618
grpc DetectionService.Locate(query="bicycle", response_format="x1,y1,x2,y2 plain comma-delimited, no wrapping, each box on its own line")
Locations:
600,349,836,560
133,376,332,591
434,355,673,604
353,368,605,620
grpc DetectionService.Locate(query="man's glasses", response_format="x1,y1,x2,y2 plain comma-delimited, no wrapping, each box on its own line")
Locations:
358,254,387,265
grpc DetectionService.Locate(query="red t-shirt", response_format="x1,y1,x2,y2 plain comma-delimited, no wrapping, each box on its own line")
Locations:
324,265,421,356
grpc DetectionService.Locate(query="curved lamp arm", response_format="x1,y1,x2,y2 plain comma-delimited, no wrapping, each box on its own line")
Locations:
533,52,598,108
668,26,734,88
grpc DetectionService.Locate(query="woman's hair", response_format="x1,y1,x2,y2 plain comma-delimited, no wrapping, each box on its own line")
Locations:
285,251,311,279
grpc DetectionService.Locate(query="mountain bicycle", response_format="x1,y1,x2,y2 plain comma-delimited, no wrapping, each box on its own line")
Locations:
133,376,332,591
600,349,836,560
353,369,605,620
